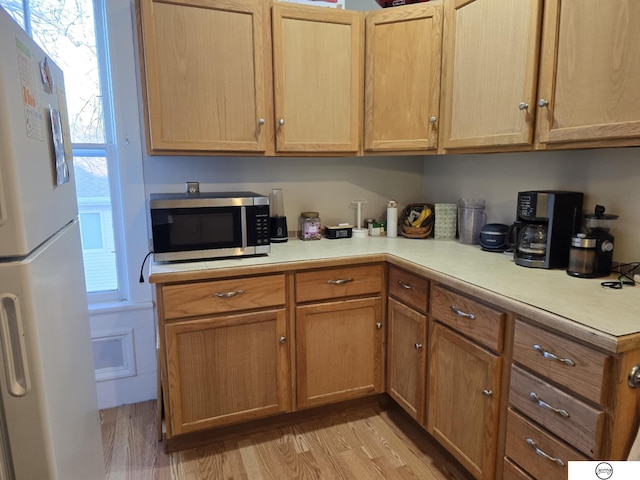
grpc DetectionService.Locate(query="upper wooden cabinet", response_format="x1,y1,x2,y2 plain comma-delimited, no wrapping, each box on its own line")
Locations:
272,4,363,154
535,0,640,148
364,3,443,153
439,0,543,151
137,0,273,154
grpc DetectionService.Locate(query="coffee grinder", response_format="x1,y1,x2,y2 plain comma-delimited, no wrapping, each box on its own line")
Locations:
269,188,288,243
511,191,584,269
567,205,618,278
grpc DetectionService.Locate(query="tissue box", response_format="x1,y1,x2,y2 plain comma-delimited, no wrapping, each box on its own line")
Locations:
279,0,345,8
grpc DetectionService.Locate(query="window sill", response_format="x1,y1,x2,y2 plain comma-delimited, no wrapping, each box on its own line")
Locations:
88,300,154,315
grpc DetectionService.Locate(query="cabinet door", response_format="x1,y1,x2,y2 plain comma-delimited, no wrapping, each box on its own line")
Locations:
439,0,542,150
536,0,640,146
364,3,442,152
272,4,363,154
296,297,384,409
427,322,502,480
138,0,272,154
387,298,427,424
165,309,290,435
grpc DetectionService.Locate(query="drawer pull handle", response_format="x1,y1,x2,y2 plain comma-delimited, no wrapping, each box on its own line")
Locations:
529,392,570,418
212,289,244,298
328,278,353,286
450,305,475,320
526,438,565,467
398,280,414,290
533,344,576,367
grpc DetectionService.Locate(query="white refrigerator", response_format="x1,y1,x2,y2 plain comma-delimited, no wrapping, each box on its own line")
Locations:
0,7,105,480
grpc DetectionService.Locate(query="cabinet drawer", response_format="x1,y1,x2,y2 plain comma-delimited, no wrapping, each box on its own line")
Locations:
430,284,506,353
502,458,534,480
295,264,383,303
510,365,604,458
163,275,286,320
388,266,429,314
512,320,611,406
505,409,588,480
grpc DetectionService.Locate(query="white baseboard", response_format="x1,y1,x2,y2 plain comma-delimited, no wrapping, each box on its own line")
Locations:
96,370,157,409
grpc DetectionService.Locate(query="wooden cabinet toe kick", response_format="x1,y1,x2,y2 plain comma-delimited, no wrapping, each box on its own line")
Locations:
162,394,390,453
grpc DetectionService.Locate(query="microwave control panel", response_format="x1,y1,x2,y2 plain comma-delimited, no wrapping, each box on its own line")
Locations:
247,205,270,246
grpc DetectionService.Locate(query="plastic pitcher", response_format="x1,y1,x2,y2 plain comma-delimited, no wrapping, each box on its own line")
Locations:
457,199,486,244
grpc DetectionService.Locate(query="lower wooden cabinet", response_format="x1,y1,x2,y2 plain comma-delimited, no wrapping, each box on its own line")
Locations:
165,309,290,435
387,297,427,424
427,322,503,480
295,297,385,409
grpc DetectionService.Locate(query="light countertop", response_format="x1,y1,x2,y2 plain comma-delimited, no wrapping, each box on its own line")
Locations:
150,236,640,344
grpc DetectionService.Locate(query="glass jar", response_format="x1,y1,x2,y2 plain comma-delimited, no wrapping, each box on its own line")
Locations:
299,212,321,240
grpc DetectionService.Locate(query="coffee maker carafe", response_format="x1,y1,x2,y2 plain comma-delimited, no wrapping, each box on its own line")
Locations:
510,191,583,269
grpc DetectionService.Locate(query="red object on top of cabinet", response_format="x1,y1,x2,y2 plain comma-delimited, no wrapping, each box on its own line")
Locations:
376,0,430,8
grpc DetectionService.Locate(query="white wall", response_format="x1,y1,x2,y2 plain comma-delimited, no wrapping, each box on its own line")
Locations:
143,155,425,230
422,147,640,264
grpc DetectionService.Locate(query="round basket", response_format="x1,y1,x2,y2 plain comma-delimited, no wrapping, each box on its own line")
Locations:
400,203,434,239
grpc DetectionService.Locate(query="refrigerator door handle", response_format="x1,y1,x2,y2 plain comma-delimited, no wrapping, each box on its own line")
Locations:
0,294,31,397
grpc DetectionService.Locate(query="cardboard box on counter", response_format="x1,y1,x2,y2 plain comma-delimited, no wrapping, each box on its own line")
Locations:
369,222,386,237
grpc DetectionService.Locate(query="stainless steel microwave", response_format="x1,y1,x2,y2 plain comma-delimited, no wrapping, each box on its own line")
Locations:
149,192,270,262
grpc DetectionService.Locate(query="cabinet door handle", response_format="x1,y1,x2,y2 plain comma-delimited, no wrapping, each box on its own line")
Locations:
212,289,244,298
328,278,353,286
533,344,575,367
397,280,414,290
519,102,529,111
429,116,437,124
449,305,475,320
376,322,383,330
529,392,570,418
538,98,549,108
278,118,285,126
482,389,493,397
526,438,565,467
414,343,423,350
279,336,287,344
258,118,265,126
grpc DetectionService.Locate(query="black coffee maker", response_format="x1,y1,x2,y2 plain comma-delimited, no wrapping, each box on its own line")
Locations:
508,191,584,269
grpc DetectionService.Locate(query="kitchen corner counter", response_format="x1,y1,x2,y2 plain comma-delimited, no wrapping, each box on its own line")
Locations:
150,236,640,352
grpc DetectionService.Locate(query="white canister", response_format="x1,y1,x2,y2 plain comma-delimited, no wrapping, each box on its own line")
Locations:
386,200,398,238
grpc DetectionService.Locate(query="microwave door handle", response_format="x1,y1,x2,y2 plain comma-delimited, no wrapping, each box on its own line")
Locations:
240,206,248,249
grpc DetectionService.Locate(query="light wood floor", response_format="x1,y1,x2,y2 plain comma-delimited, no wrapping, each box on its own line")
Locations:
100,400,472,480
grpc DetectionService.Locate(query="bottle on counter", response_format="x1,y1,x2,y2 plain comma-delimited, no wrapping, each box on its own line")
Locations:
387,200,398,238
299,212,322,240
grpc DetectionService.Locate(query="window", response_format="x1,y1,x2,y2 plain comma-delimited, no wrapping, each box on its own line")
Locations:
79,212,104,250
1,0,122,298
